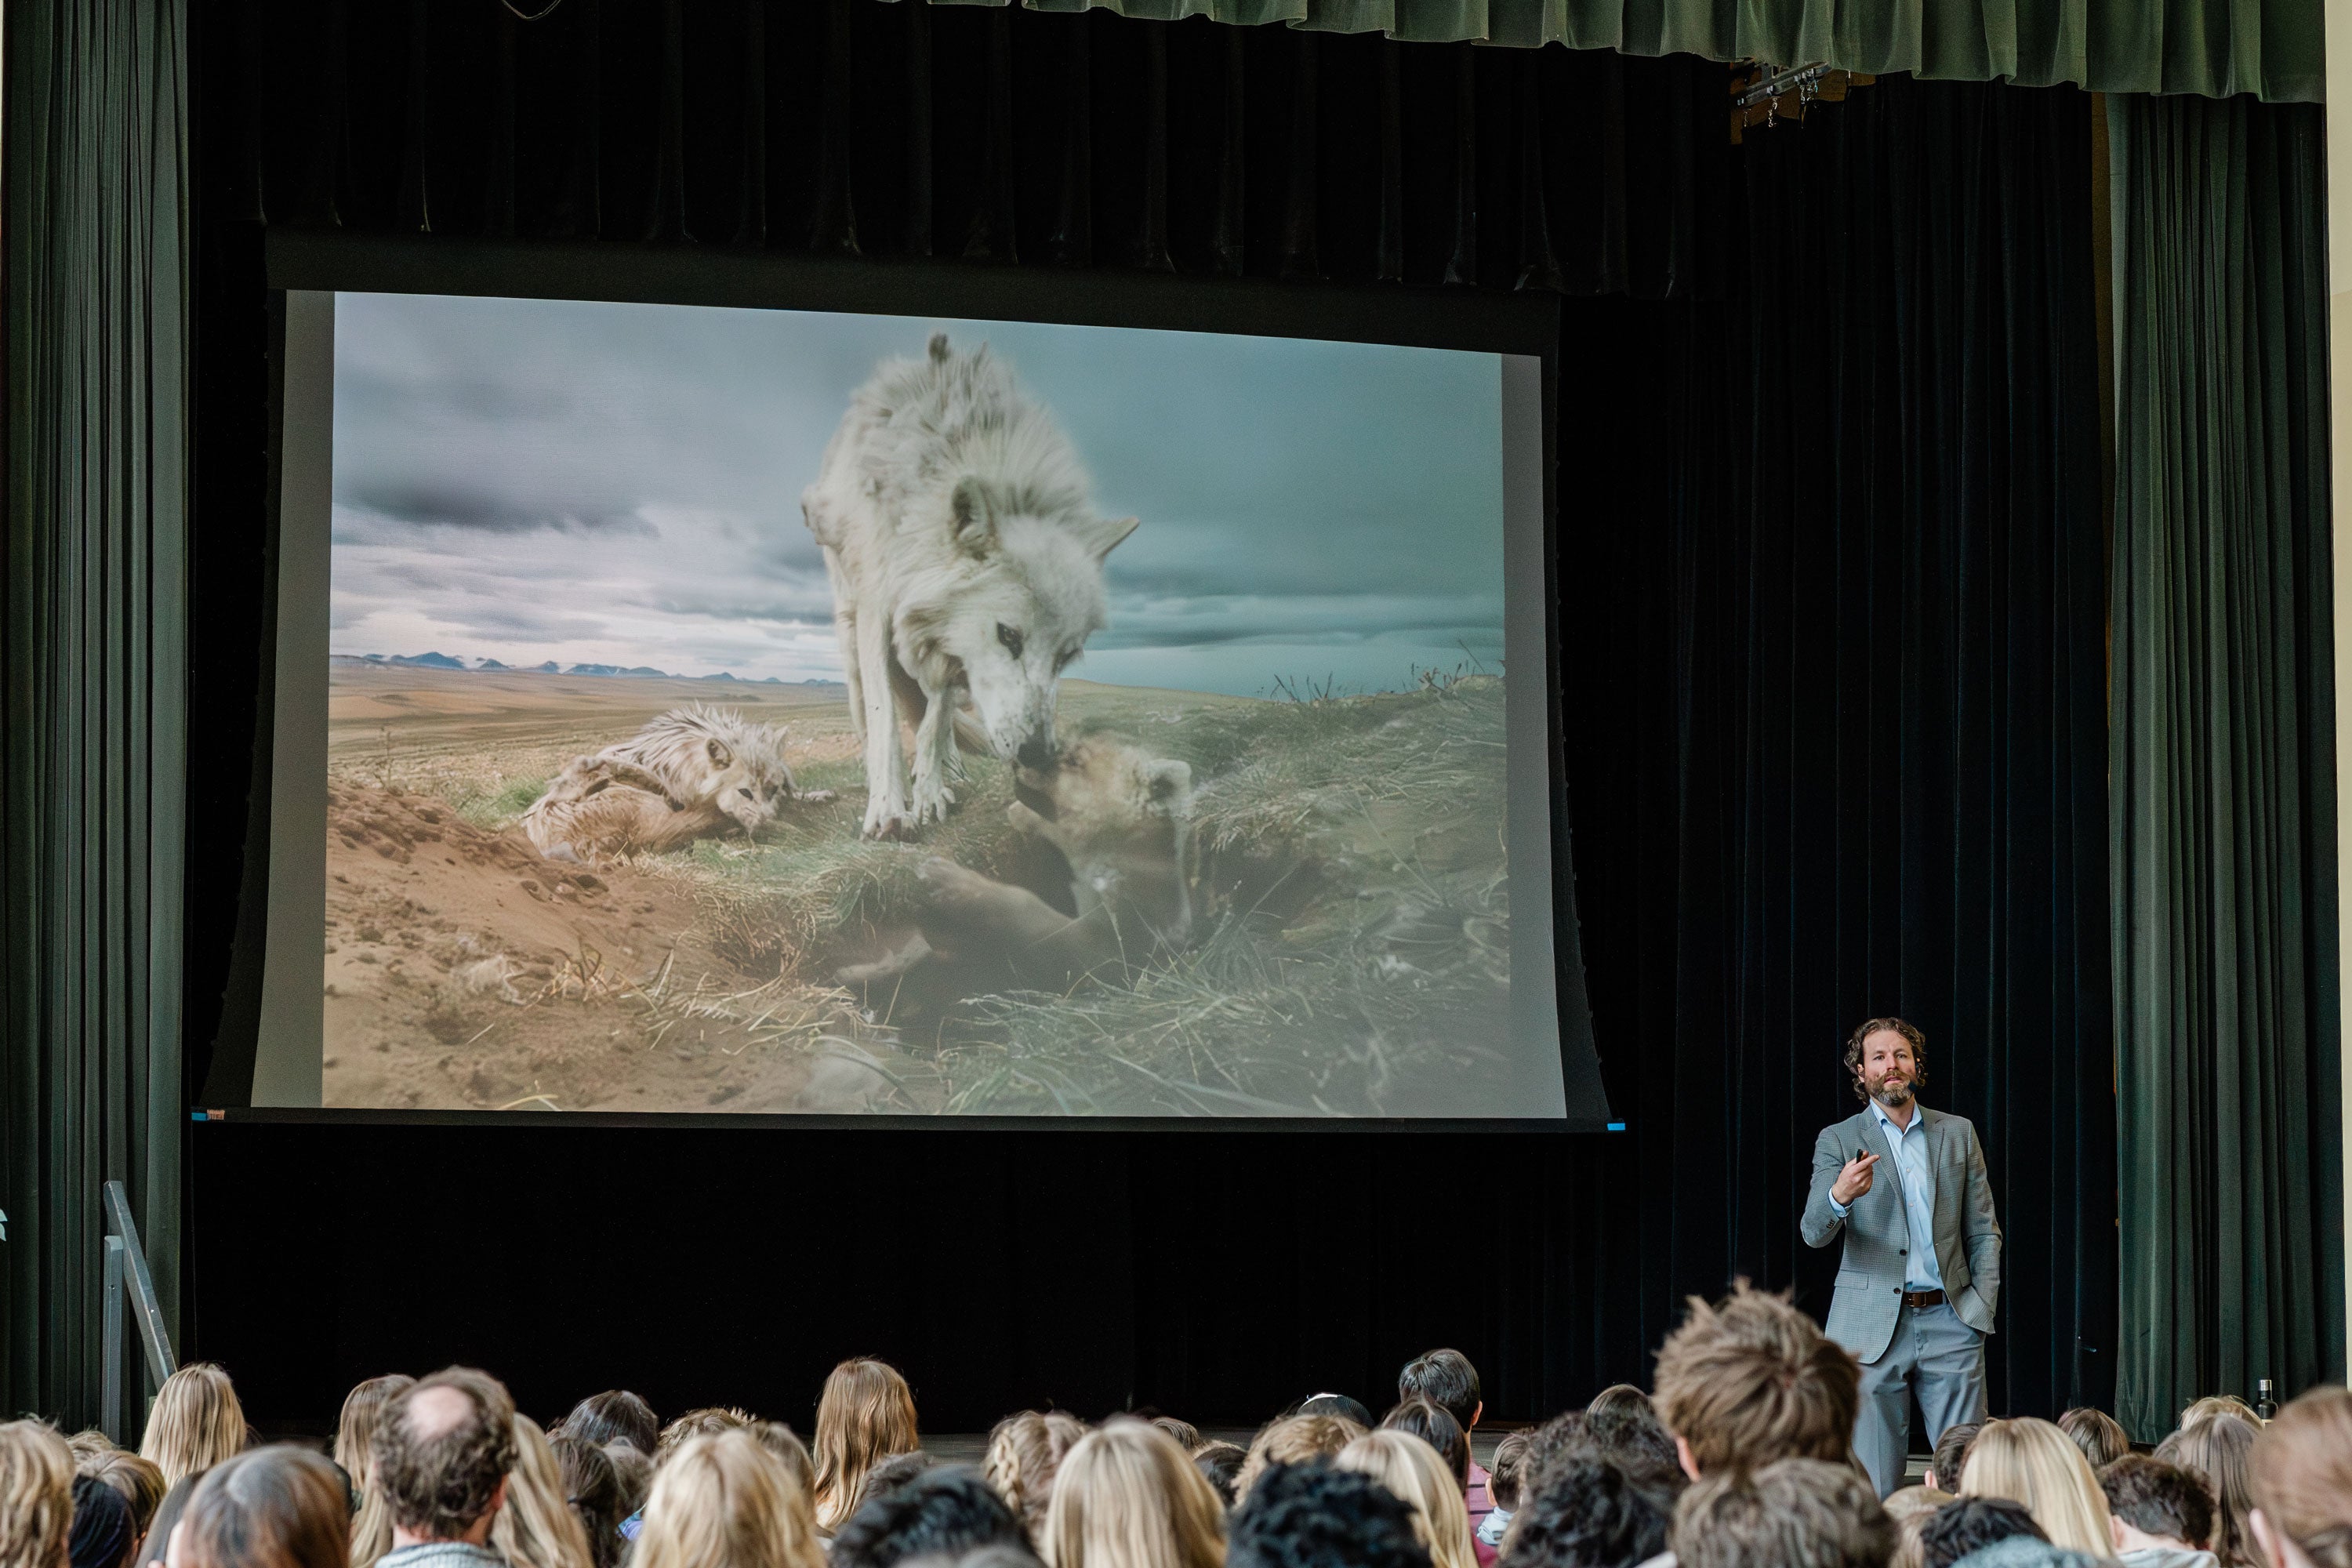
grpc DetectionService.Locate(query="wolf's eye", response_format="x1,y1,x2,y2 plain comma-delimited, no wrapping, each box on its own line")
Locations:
738,787,754,800
996,623,1025,659
1054,647,1080,673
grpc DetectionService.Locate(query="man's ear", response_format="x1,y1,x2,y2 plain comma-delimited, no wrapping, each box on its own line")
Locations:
1472,1399,1484,1432
1675,1432,1700,1483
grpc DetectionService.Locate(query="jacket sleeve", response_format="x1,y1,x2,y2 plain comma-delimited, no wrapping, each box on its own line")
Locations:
1800,1125,1848,1249
1961,1120,2002,1317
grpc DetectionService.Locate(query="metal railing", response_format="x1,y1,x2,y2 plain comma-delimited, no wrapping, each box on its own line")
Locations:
101,1180,176,1445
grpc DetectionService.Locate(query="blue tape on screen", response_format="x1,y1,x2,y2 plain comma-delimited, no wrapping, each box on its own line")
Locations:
1607,1122,1627,1131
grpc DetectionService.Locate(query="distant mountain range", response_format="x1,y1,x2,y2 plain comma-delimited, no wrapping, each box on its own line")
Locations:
332,652,836,685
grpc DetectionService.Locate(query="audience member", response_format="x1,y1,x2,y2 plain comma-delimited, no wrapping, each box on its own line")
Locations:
1475,1435,1529,1555
1671,1460,1895,1568
2245,1385,2352,1568
549,1438,624,1568
658,1412,754,1464
1924,1425,1980,1497
2055,1410,2129,1473
491,1417,591,1568
814,1360,921,1533
746,1425,814,1497
1652,1283,1860,1480
863,1456,937,1512
1879,1486,1955,1568
2098,1455,2216,1568
76,1453,164,1545
554,1396,658,1460
1338,1432,1475,1568
1377,1403,1468,1491
1151,1422,1202,1455
2154,1414,2258,1568
600,1446,651,1535
985,1414,1087,1541
1398,1355,1488,1530
1231,1420,1361,1510
169,1447,350,1568
1513,1416,1586,1497
140,1366,248,1490
337,1379,419,1501
2176,1399,2259,1431
633,1430,823,1568
1936,1541,2108,1568
130,1479,197,1568
832,1467,1027,1568
1190,1447,1246,1511
1581,1390,1681,1487
1225,1463,1430,1568
1041,1422,1223,1568
1917,1498,2045,1568
1957,1418,2114,1559
1496,1457,1669,1568
372,1367,519,1566
1294,1398,1373,1429
67,1478,134,1568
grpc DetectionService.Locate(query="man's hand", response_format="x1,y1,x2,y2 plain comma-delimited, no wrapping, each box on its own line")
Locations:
1831,1152,1878,1207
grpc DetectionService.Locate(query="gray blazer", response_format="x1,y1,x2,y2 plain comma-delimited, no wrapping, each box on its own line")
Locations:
1800,1105,2002,1363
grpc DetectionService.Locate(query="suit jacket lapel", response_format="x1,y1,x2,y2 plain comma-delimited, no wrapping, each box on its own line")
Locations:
1860,1109,1907,1218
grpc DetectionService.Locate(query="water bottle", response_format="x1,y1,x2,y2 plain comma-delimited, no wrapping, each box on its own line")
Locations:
2256,1378,2276,1421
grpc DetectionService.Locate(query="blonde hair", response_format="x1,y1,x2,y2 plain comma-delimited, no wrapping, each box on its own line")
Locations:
634,1430,825,1568
0,1421,77,1568
1042,1421,1224,1568
2158,1413,2260,1567
987,1412,1089,1537
141,1364,248,1489
811,1359,918,1530
1960,1418,2114,1557
2248,1386,2352,1568
334,1377,416,1490
81,1450,167,1541
348,1478,393,1568
1880,1485,1955,1568
657,1409,754,1464
1335,1432,1476,1568
746,1423,815,1499
2181,1396,2262,1428
1653,1283,1858,1476
1231,1416,1362,1508
492,1417,596,1568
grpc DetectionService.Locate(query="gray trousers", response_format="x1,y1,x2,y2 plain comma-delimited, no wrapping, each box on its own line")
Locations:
1854,1301,1986,1497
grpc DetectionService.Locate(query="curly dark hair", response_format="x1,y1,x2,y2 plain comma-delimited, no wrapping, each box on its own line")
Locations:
2099,1455,2214,1549
1918,1497,2045,1568
1843,1017,1929,1102
1503,1457,1672,1568
374,1369,518,1539
829,1465,1027,1568
1229,1462,1432,1568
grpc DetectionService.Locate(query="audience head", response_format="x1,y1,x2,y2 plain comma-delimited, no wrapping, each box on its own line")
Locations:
1042,1421,1224,1568
68,1476,136,1568
831,1465,1027,1568
1377,1403,1467,1491
863,1454,936,1511
1578,1390,1682,1488
814,1359,920,1531
550,1434,627,1568
601,1443,652,1519
2179,1398,2259,1430
1918,1498,2046,1568
1486,1435,1530,1516
659,1410,755,1464
746,1423,814,1498
169,1446,350,1568
139,1366,248,1490
557,1392,659,1458
634,1429,823,1568
1337,1432,1474,1568
77,1453,164,1545
1958,1417,2114,1559
1191,1446,1247,1511
1880,1487,1955,1568
1294,1398,1372,1429
1671,1459,1896,1568
1498,1456,1671,1568
334,1377,418,1494
1926,1425,1980,1497
1225,1462,1429,1568
1515,1414,1588,1496
2055,1410,2129,1473
130,1478,198,1568
1151,1421,1202,1455
2245,1385,2352,1568
1396,1354,1482,1436
1233,1419,1362,1509
491,1414,593,1568
985,1413,1087,1541
2155,1413,2258,1566
374,1367,520,1543
2098,1455,2213,1555
1653,1282,1860,1479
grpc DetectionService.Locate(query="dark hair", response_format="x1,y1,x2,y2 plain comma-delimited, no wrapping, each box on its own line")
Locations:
1844,1018,1929,1102
862,1452,935,1509
1519,1413,1589,1494
2099,1455,2212,1549
1397,1352,1481,1432
1488,1435,1531,1514
1193,1443,1247,1508
132,1475,199,1568
550,1435,626,1568
1503,1457,1671,1568
1296,1396,1374,1428
1227,1462,1432,1568
1672,1461,1896,1568
172,1447,350,1568
1581,1389,1682,1489
599,1442,651,1519
1929,1424,1981,1495
829,1465,1029,1568
1379,1399,1468,1489
373,1367,519,1538
557,1392,658,1457
1918,1497,2046,1568
2056,1410,2129,1472
70,1475,136,1568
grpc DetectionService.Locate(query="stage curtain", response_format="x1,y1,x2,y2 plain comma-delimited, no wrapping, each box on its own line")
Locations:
2107,92,2347,1439
0,0,192,1423
902,0,2323,103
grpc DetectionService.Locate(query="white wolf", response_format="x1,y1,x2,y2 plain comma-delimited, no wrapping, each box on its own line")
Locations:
801,333,1138,840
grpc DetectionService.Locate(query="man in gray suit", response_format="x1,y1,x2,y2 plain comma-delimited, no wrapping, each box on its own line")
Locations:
1802,1016,2003,1497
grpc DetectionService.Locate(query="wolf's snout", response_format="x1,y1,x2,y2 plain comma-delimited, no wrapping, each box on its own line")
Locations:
1016,735,1056,773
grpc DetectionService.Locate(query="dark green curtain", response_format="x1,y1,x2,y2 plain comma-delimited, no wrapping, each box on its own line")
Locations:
2107,91,2347,1439
1,0,191,1425
890,0,2324,103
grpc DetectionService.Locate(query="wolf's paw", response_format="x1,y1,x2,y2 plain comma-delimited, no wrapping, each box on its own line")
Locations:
916,855,997,912
862,795,918,841
796,788,839,804
910,776,956,826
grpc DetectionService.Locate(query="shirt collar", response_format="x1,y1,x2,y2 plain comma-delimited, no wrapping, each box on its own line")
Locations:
1869,1098,1926,1140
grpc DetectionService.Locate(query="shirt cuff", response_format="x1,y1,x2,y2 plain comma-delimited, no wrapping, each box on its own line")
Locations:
1828,1194,1850,1218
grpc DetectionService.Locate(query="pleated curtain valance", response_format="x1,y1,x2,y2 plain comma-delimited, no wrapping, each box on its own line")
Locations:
887,0,2325,103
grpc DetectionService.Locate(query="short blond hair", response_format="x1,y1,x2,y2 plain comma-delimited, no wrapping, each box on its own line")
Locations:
1232,1415,1362,1508
658,1410,753,1464
140,1364,248,1489
1880,1485,1955,1568
2248,1386,2352,1568
811,1360,918,1530
636,1430,824,1568
0,1421,75,1568
1335,1431,1477,1568
492,1417,596,1568
1043,1421,1224,1568
1958,1418,2114,1557
1653,1283,1857,1476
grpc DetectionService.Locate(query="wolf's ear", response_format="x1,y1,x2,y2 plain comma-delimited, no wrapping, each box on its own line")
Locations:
949,477,998,556
1076,514,1140,561
706,737,734,768
1146,759,1192,803
928,332,952,363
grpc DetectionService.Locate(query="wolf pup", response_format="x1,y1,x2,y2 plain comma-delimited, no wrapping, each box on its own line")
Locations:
522,706,829,862
801,334,1138,840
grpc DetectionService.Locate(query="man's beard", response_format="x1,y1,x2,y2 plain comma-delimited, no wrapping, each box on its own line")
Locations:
1871,1076,1915,1109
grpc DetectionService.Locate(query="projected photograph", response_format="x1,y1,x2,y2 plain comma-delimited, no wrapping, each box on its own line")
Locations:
321,292,1541,1117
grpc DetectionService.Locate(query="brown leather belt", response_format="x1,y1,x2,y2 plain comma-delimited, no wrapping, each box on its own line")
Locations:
1900,1289,1947,1308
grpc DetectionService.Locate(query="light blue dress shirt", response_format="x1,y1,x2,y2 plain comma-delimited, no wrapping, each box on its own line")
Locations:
1827,1101,1945,1293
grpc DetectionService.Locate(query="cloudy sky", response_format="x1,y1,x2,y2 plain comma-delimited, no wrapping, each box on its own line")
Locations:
329,292,1507,697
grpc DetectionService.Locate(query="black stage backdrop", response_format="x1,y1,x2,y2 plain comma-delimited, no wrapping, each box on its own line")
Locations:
183,5,2112,1433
